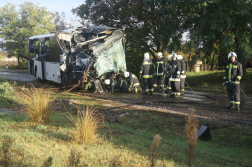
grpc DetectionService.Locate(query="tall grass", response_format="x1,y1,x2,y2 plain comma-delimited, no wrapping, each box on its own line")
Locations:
18,85,56,124
64,106,104,144
184,109,199,167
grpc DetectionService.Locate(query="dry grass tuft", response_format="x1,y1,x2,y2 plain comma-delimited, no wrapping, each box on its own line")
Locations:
150,134,162,167
18,84,56,124
67,149,81,167
0,136,13,167
184,108,199,167
110,156,121,167
65,106,104,144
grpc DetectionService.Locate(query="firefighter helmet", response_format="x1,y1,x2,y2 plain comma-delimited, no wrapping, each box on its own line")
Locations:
104,79,110,85
228,52,237,59
166,55,172,61
144,52,150,59
156,52,163,58
172,53,177,58
124,71,130,78
177,55,183,60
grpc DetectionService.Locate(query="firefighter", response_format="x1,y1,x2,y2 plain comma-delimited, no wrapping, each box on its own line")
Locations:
104,76,128,93
139,53,155,95
223,52,243,111
124,71,142,93
153,52,167,91
177,55,186,95
167,53,181,97
165,55,172,93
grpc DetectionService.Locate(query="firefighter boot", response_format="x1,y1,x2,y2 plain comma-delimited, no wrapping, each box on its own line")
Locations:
226,103,235,110
235,104,240,111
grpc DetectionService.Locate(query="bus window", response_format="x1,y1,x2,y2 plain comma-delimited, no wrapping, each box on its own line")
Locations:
29,39,36,59
41,42,44,55
45,38,50,54
35,40,39,54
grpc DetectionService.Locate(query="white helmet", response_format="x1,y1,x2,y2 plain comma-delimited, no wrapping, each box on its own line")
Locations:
144,53,150,59
166,55,172,61
104,79,110,85
124,71,129,78
156,52,163,58
228,52,237,59
177,55,183,60
172,53,177,58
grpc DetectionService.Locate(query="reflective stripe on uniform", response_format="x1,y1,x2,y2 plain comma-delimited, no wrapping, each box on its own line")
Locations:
133,83,140,86
181,75,186,78
142,75,152,78
170,78,180,81
181,71,184,74
237,76,241,80
233,65,237,68
230,101,234,104
177,71,180,74
167,87,171,89
143,63,153,65
112,80,115,86
120,80,123,87
153,84,157,87
228,64,232,82
234,101,240,104
172,92,181,95
150,89,154,92
181,89,184,91
145,89,149,92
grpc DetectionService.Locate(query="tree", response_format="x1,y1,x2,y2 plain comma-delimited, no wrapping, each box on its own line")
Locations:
184,0,252,74
54,12,75,31
0,2,55,64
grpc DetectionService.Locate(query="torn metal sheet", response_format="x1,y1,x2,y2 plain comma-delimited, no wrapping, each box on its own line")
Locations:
56,26,126,87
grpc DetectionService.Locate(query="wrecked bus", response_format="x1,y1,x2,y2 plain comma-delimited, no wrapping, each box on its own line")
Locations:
28,26,127,91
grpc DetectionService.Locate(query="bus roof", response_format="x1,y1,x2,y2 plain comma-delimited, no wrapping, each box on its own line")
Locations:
28,29,75,40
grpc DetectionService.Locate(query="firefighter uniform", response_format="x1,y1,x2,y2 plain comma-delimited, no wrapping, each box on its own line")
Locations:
153,57,167,90
177,55,186,95
223,52,243,111
104,79,128,93
140,53,155,95
125,72,142,93
165,55,172,92
167,54,181,97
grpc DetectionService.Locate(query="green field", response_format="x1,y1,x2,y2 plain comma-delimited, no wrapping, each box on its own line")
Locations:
0,70,252,166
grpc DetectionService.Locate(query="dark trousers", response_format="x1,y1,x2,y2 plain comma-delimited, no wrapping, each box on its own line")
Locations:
180,78,185,94
166,76,171,90
171,80,180,95
153,75,165,88
144,78,153,92
227,83,240,107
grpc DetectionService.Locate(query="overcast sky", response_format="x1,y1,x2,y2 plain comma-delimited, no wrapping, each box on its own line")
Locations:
0,0,84,26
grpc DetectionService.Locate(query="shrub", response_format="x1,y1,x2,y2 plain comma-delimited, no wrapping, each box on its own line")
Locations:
18,85,55,124
65,106,104,144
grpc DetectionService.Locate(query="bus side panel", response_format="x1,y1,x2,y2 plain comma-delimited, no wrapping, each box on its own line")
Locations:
44,62,62,84
34,60,43,79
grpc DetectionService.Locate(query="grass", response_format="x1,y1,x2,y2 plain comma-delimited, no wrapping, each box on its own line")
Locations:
186,70,252,94
0,72,252,166
0,110,251,166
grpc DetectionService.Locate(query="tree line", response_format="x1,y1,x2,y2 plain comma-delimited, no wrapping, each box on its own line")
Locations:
1,1,252,74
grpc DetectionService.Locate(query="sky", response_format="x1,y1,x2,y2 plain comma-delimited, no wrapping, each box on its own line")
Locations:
0,0,84,27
